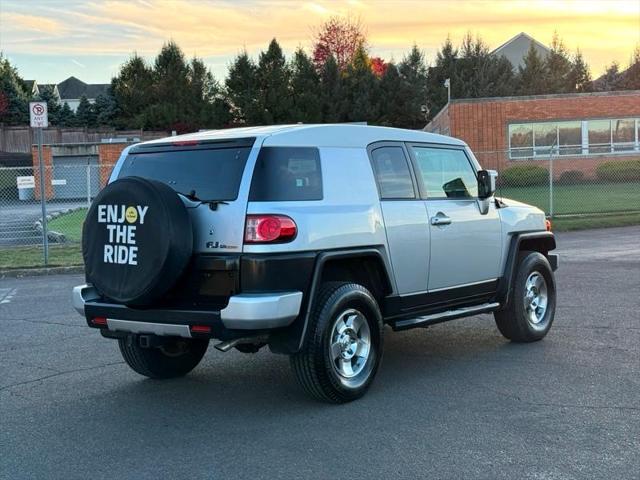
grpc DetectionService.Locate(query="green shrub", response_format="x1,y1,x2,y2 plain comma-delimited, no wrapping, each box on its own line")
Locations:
558,170,585,185
500,165,549,187
596,160,640,182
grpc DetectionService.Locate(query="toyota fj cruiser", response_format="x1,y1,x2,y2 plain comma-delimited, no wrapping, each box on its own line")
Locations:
74,124,558,403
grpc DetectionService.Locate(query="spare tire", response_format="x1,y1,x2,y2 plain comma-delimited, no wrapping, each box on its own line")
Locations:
82,176,193,305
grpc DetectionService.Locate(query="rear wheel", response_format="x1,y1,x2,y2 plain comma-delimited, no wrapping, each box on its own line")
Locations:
118,336,209,379
495,251,556,342
290,282,383,403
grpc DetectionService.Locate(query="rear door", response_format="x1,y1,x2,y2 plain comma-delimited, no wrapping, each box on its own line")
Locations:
117,138,257,254
369,143,430,294
407,144,501,291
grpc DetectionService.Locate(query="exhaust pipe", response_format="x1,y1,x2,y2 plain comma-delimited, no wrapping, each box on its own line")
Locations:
214,334,269,352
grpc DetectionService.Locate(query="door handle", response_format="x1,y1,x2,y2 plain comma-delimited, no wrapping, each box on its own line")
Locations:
430,213,452,226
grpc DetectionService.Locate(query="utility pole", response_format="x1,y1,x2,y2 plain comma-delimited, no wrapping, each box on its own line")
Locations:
444,78,451,104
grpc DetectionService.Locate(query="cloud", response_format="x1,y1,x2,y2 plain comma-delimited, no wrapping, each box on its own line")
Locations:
71,59,86,68
1,0,638,77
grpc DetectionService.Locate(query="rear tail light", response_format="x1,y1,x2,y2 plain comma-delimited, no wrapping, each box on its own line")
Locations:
545,219,552,231
244,215,297,243
190,325,211,334
91,316,107,326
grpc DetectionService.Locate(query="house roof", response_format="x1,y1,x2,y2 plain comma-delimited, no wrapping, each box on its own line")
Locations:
491,32,550,70
57,76,109,100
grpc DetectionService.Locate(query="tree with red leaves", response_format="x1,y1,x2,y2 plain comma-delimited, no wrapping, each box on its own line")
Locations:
312,16,367,72
370,57,387,77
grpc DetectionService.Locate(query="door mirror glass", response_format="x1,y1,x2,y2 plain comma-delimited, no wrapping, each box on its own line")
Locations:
477,169,497,199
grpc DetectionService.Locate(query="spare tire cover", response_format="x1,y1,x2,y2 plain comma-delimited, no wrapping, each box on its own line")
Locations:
82,176,193,305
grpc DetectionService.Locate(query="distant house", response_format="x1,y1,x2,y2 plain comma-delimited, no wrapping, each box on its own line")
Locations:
25,76,108,112
38,83,62,103
56,76,110,112
491,32,550,70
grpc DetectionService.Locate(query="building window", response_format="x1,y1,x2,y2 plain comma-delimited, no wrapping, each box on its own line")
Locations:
613,119,635,152
588,119,611,154
558,121,581,156
508,124,533,158
508,118,639,159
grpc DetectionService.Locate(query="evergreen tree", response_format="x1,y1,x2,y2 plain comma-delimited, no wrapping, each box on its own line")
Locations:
621,46,640,90
0,53,30,124
378,63,406,127
256,39,292,124
517,43,548,95
225,51,259,125
57,102,76,127
397,44,429,129
188,57,230,128
76,95,97,128
596,62,622,91
36,84,61,125
341,45,379,123
290,48,322,123
149,41,191,129
569,49,592,92
94,91,117,126
426,36,458,119
111,54,153,127
545,33,572,93
320,55,343,122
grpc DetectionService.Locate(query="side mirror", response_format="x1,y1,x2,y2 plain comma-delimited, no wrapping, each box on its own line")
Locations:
478,169,497,199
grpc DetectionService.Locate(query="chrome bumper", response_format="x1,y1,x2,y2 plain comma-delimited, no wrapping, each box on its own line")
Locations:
72,284,303,333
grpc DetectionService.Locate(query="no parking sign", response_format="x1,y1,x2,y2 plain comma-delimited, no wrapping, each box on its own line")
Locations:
29,101,48,128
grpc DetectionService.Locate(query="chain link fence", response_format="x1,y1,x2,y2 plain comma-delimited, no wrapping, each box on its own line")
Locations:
1,150,639,269
474,148,640,217
0,163,114,269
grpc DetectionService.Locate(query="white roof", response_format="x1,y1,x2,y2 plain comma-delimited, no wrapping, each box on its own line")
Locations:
141,124,466,149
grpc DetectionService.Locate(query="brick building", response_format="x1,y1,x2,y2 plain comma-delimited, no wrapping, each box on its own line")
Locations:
31,142,129,200
424,90,640,178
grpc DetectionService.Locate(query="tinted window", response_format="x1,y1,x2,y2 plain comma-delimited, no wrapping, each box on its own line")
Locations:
119,146,251,200
249,147,322,201
370,146,415,199
411,147,477,199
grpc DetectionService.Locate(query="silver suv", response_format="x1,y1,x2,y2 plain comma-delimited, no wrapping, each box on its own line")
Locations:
74,124,558,403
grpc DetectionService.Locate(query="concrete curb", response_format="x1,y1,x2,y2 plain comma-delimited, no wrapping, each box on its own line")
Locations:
0,265,84,278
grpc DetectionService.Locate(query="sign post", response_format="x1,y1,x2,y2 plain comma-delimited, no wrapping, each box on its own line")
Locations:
30,102,49,265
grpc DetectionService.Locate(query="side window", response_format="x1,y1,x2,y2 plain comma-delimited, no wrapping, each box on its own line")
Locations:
249,147,322,201
370,146,416,199
410,147,478,199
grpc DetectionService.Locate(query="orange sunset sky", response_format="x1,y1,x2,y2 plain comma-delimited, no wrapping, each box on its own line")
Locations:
1,0,638,83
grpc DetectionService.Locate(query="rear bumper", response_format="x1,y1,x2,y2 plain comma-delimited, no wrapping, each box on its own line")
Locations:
72,284,303,337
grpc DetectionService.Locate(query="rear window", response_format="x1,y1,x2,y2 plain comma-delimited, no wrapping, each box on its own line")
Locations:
118,146,252,201
249,147,322,201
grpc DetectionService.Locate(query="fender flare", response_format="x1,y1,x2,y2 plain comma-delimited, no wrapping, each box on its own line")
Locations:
496,231,556,309
269,247,392,354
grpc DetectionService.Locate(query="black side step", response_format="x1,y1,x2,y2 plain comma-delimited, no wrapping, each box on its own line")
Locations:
391,302,500,331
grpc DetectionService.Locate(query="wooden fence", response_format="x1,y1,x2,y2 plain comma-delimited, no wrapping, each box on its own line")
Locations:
0,126,170,153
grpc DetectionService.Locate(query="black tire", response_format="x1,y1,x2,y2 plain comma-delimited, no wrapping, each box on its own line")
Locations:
290,282,383,403
118,336,209,379
495,251,556,342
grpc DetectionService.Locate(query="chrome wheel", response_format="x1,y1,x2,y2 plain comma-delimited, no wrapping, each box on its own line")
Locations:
329,308,371,379
524,271,548,326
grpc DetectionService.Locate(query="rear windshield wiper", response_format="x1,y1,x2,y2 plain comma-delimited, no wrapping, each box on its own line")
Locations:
178,190,230,210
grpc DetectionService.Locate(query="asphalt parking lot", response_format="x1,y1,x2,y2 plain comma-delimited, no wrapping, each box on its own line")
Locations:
1,226,639,479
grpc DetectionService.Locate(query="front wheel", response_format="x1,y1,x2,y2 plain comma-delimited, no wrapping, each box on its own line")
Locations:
290,282,383,403
118,336,209,379
495,251,556,342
